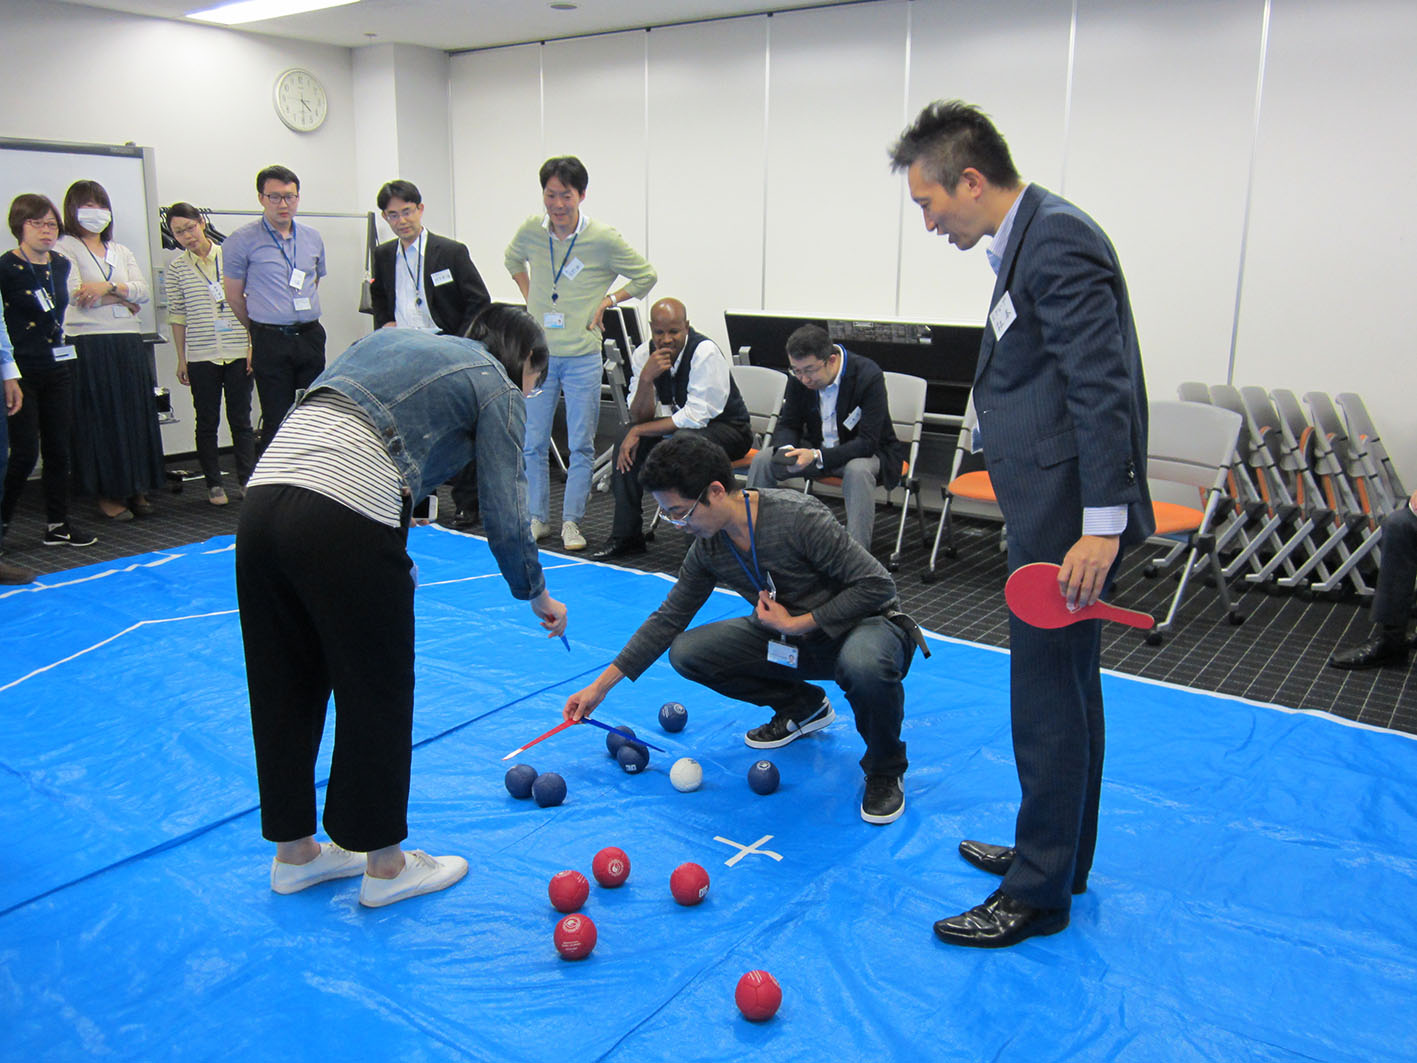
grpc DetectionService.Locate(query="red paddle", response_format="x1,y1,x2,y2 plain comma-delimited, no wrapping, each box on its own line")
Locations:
1005,562,1155,630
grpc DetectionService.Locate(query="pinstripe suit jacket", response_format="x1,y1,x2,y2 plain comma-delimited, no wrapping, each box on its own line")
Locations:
973,185,1153,563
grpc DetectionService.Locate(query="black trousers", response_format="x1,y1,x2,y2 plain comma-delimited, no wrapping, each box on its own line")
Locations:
449,459,478,513
609,419,753,538
236,484,414,852
249,322,326,452
1373,505,1417,629
2,360,75,526
187,359,255,488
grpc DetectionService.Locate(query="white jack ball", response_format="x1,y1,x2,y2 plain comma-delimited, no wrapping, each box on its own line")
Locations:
669,757,703,793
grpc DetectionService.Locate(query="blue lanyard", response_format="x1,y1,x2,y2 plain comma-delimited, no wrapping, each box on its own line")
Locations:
262,219,298,274
83,241,114,282
723,490,769,593
400,234,424,305
548,228,579,304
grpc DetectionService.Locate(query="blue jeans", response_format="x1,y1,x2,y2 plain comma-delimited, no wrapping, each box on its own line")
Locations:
522,353,601,524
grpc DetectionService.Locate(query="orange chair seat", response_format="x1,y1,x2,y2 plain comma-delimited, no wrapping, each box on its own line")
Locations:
946,470,996,502
817,460,910,488
1151,500,1203,536
732,447,758,470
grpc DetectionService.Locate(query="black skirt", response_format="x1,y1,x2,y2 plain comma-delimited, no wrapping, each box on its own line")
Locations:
70,332,165,498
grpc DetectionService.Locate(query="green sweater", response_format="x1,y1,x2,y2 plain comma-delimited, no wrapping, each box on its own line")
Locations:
503,214,657,358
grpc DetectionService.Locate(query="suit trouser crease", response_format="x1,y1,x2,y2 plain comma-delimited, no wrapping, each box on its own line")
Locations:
236,484,414,852
746,448,881,549
668,614,910,777
1372,506,1417,628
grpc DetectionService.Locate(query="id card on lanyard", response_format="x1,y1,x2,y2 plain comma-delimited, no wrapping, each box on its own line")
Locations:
725,492,797,667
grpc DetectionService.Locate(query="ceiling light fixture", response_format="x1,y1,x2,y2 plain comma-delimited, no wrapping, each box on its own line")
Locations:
187,0,360,26
550,2,579,10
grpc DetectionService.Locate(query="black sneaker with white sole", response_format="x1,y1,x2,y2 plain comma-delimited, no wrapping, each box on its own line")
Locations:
860,773,905,824
744,698,835,749
43,522,97,547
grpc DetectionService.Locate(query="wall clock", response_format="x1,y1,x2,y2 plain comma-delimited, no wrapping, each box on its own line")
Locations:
274,68,328,133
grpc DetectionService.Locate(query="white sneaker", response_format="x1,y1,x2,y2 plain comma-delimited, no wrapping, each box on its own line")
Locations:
562,521,587,551
358,849,468,908
270,842,366,895
530,518,551,541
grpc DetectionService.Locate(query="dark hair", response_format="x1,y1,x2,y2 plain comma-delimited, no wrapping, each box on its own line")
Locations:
640,433,733,502
888,99,1021,190
62,180,113,241
377,179,422,211
467,303,549,391
786,324,833,364
8,193,61,241
166,201,204,226
538,156,589,195
256,165,300,194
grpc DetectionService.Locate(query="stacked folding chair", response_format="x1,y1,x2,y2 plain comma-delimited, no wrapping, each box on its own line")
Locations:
922,392,1003,584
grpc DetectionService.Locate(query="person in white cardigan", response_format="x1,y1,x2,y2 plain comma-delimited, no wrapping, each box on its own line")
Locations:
57,180,164,521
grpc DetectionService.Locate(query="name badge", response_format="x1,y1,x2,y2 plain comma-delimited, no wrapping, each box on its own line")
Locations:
208,282,224,301
293,297,313,311
843,406,862,431
543,311,566,329
766,640,798,668
288,268,306,290
112,304,132,318
989,291,1017,340
213,316,233,333
431,269,453,287
52,344,78,362
34,288,54,312
561,257,584,280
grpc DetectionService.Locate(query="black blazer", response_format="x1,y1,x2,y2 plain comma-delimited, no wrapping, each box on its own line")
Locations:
370,231,490,336
773,348,903,489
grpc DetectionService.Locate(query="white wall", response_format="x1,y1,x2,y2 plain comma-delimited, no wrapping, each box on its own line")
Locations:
447,0,1417,477
0,0,370,453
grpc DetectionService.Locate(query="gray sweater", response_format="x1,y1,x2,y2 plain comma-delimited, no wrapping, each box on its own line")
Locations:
612,489,900,680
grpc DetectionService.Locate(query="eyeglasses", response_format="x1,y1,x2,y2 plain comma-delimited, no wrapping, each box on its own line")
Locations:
788,360,830,380
170,224,203,237
24,219,59,231
382,206,420,222
656,490,707,527
262,192,300,205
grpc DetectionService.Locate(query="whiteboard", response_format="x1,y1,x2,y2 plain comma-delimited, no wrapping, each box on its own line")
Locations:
0,138,162,340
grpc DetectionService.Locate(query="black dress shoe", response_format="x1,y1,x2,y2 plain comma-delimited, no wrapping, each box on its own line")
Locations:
449,507,480,530
958,839,1087,894
959,839,1015,876
1330,631,1410,670
590,535,647,562
933,889,1069,948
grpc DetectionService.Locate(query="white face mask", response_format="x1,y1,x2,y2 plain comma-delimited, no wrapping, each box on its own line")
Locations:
77,207,112,234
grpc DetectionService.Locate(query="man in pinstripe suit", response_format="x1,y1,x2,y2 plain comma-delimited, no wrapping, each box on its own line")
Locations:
891,101,1152,948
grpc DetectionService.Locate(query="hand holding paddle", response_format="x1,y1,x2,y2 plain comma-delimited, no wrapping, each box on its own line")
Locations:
1005,562,1154,630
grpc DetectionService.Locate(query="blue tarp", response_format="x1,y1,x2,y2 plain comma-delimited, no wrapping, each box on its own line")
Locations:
2,529,1415,1061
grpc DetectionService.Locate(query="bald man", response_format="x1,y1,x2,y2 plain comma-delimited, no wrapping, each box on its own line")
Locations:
590,298,753,561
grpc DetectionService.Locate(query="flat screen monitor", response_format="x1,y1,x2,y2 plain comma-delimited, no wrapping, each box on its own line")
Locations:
723,310,981,418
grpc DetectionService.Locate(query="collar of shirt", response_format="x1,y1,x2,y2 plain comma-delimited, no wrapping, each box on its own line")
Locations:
818,345,846,446
986,182,1030,275
398,229,427,269
540,212,589,240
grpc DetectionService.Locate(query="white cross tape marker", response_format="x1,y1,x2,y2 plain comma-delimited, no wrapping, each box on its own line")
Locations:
713,834,783,867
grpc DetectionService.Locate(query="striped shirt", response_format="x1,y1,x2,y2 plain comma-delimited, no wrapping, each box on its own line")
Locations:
166,245,249,362
248,390,404,526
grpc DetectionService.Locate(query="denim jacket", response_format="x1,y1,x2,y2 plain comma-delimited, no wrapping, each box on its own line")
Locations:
302,329,545,600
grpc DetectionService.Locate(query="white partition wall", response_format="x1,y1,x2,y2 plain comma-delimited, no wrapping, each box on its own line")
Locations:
1235,0,1417,477
1066,0,1267,405
761,2,909,318
447,0,1417,474
646,17,769,354
449,43,545,304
